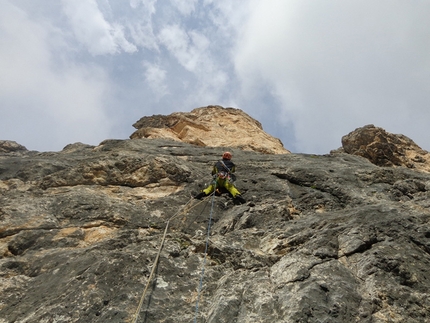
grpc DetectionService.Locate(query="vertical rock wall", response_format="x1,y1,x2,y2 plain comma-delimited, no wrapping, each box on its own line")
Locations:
0,136,430,322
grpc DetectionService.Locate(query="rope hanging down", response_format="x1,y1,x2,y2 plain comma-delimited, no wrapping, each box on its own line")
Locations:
131,194,215,323
193,181,217,323
132,197,203,323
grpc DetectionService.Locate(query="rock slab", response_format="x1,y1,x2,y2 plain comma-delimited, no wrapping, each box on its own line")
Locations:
1,137,430,322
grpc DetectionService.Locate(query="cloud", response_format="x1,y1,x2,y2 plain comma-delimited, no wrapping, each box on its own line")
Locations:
143,61,168,100
154,15,232,106
2,0,429,155
125,0,159,51
130,0,157,11
158,24,210,72
170,0,198,16
234,0,430,152
128,20,159,51
0,1,112,151
61,0,137,55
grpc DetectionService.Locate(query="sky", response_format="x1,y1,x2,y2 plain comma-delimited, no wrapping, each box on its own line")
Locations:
1,0,430,154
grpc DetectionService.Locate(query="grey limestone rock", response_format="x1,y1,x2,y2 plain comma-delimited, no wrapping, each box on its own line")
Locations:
0,138,430,322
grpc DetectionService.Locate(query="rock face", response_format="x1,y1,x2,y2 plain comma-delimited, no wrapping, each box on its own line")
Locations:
341,124,430,172
130,105,289,154
1,119,430,322
0,140,28,154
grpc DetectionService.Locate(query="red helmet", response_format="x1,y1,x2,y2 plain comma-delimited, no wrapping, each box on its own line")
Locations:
222,151,232,160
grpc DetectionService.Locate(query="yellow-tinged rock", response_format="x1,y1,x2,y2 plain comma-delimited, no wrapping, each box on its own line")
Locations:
130,105,290,154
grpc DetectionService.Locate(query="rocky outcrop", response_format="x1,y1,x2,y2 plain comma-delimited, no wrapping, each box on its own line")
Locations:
1,134,430,322
130,105,289,154
341,124,430,172
0,140,28,154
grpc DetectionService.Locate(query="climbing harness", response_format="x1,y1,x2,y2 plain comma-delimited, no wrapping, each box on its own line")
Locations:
193,180,217,323
131,190,217,323
218,160,236,182
217,171,229,179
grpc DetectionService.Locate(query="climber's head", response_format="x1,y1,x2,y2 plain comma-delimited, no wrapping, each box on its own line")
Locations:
222,151,232,160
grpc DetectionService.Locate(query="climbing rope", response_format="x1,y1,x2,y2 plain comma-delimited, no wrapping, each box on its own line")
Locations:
131,194,214,323
193,180,217,323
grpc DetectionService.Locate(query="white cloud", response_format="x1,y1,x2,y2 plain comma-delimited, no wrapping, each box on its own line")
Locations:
128,21,159,51
130,0,157,11
3,0,430,154
158,24,187,57
143,61,168,99
61,0,137,55
111,23,139,53
170,0,198,16
156,20,230,106
0,1,112,151
158,24,210,72
127,0,159,50
234,0,430,153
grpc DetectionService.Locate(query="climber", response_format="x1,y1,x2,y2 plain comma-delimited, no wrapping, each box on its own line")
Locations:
195,151,246,204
